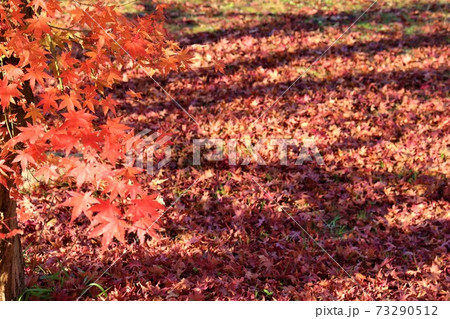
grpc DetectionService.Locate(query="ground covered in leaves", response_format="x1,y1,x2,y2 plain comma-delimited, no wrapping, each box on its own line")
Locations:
20,0,448,300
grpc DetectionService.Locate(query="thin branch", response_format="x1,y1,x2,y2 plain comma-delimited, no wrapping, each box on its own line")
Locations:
48,24,89,33
73,0,141,8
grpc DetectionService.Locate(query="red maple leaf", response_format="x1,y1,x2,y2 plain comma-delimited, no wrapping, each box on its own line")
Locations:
1,65,24,81
22,65,51,90
35,165,58,184
0,78,21,111
89,199,126,250
61,110,96,130
25,15,51,38
128,194,164,222
0,159,14,188
62,191,99,222
14,123,45,144
59,92,82,111
12,150,36,171
68,162,92,188
37,90,59,114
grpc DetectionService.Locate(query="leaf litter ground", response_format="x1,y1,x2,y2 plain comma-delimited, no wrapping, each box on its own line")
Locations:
20,0,449,300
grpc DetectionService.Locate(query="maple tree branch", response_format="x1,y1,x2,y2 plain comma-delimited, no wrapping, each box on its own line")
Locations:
48,24,89,33
73,0,140,8
3,113,14,139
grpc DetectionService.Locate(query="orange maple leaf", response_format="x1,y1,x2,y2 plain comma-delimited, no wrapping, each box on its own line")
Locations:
25,15,51,38
0,78,21,111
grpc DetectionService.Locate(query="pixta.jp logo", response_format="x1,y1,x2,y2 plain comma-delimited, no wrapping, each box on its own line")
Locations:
126,131,324,175
125,129,172,175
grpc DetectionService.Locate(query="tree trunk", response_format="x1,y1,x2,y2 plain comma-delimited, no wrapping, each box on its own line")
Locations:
0,83,29,301
0,185,24,300
0,72,32,302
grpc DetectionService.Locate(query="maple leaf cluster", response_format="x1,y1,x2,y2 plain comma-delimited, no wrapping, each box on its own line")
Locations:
0,0,190,249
